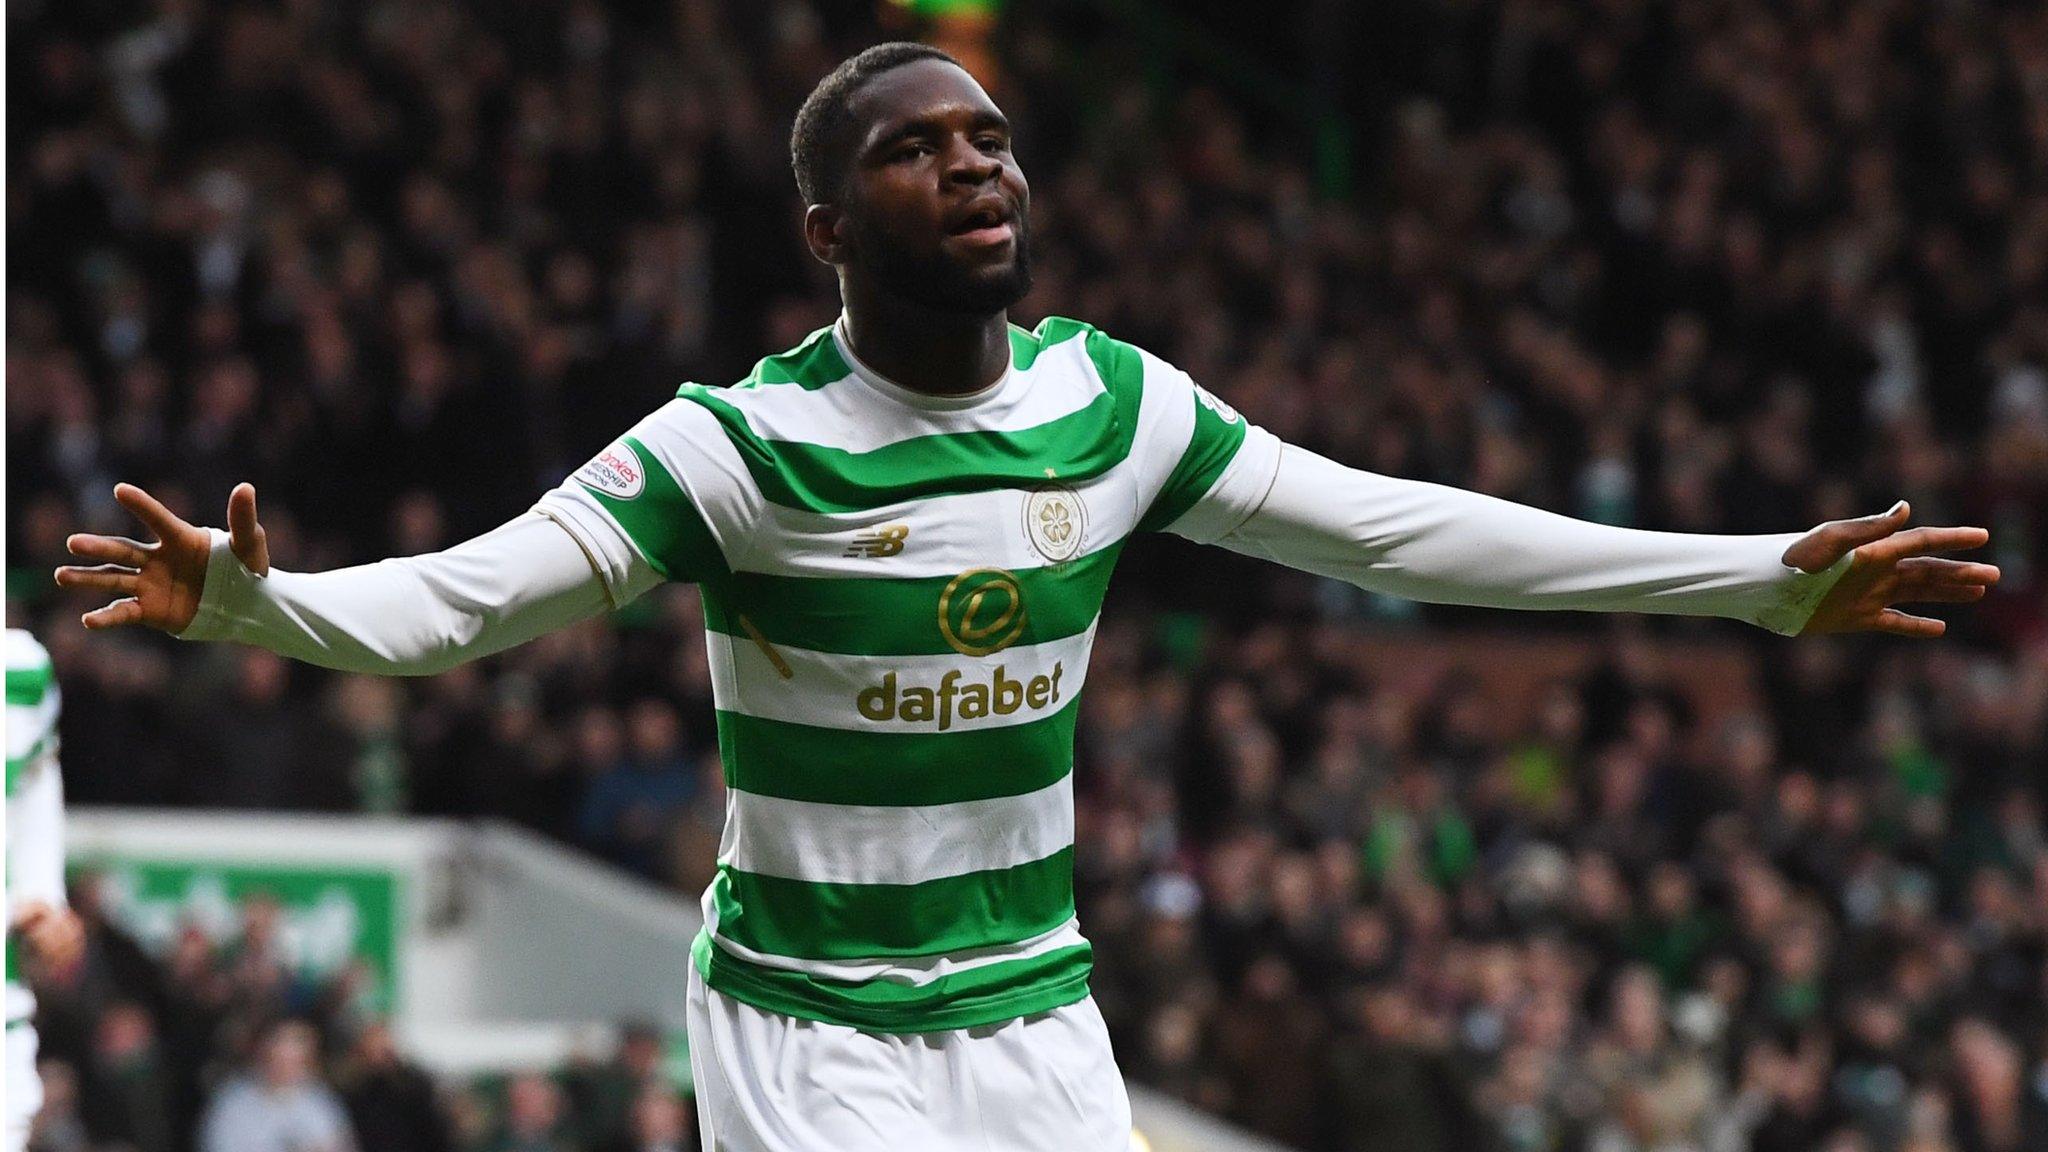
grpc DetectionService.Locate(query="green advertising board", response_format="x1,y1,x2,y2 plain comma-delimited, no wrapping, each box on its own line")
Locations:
67,856,402,1012
891,0,1000,14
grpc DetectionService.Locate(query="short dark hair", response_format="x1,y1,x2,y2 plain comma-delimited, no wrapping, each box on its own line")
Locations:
790,42,962,205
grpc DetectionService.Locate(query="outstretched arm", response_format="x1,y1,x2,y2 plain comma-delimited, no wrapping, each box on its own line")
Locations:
8,762,83,978
56,483,628,674
1203,443,1997,637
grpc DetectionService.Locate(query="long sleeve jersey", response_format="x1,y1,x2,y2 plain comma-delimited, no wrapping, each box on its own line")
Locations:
179,317,1849,1031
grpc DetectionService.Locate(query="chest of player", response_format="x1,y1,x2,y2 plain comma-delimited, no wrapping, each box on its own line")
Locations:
715,469,1135,669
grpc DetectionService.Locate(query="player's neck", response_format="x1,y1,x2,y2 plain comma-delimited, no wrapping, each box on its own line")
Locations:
839,294,1010,398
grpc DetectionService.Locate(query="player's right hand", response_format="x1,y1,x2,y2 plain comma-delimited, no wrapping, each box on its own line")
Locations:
54,482,270,633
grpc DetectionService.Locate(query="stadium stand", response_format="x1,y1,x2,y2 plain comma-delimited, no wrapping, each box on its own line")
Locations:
7,0,2045,1150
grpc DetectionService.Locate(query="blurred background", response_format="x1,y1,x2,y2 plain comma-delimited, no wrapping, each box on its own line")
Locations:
6,0,2048,1150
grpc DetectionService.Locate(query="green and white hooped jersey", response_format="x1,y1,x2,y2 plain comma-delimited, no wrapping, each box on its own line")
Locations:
537,316,1280,1032
6,629,62,1024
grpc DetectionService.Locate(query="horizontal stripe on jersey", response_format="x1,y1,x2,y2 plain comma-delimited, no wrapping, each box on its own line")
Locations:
721,776,1073,886
726,544,1120,657
5,735,52,795
543,319,1258,1031
680,387,1140,515
739,319,1076,391
1139,382,1252,532
710,916,1088,988
714,698,1078,807
5,661,51,707
677,320,1145,515
6,630,58,791
703,624,1092,735
741,324,852,389
709,847,1074,960
722,338,1106,457
745,476,1136,582
692,927,1093,1033
570,435,726,584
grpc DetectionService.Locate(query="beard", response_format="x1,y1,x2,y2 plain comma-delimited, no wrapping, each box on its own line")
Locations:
851,215,1035,316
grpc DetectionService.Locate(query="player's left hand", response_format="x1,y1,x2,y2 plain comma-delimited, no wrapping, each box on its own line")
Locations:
11,900,85,977
1784,501,1999,637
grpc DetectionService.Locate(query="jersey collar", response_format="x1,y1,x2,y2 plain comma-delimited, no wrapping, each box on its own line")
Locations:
831,315,1016,413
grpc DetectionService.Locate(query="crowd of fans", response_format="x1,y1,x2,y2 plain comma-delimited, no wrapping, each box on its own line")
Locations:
7,0,2047,1150
23,872,694,1152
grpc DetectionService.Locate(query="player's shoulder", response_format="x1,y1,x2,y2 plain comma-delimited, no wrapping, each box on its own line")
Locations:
1009,315,1164,398
710,324,851,398
6,628,52,683
657,325,856,441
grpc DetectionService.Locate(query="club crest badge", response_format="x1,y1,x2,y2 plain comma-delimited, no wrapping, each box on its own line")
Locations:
1023,483,1086,564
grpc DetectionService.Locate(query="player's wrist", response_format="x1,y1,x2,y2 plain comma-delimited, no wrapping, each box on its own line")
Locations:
176,527,263,641
1756,544,1854,636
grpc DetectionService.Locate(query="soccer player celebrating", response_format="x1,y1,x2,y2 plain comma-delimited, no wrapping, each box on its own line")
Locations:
6,629,85,1152
57,44,1999,1151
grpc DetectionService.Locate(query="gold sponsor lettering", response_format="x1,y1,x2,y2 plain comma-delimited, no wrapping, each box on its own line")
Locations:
857,673,898,721
855,662,1064,731
938,568,1028,657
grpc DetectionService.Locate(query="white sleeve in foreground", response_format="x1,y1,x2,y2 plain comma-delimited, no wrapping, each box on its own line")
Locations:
177,511,622,674
9,756,67,916
1215,444,1851,635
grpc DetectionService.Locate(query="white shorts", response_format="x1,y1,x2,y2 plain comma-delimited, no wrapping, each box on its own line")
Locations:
686,960,1133,1151
5,1024,38,1152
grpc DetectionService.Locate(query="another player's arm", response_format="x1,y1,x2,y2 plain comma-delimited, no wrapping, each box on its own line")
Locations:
9,761,83,978
55,483,622,674
9,774,80,975
7,647,83,976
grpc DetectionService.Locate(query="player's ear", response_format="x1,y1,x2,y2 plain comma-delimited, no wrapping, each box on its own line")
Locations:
804,204,848,266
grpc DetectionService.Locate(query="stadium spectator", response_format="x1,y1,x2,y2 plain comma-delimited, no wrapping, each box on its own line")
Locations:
81,1000,176,1152
563,1022,667,1151
594,1088,697,1152
575,701,696,880
485,1073,574,1152
198,1020,357,1152
335,1020,453,1152
1319,982,1496,1152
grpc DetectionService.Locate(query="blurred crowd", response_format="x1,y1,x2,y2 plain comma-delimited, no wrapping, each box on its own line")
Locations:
22,873,697,1152
7,0,2047,1150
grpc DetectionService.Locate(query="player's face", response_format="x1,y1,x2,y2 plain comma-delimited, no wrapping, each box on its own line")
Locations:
835,60,1032,315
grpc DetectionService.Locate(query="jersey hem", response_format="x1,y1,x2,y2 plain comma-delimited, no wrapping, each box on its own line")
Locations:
691,932,1094,1034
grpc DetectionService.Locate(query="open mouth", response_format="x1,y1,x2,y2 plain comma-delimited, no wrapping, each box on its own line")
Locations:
949,202,1015,246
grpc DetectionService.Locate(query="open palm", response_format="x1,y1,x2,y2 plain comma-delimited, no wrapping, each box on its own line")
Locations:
1783,501,1999,637
55,483,270,632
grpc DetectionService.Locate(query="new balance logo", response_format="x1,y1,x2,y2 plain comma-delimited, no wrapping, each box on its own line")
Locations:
845,524,910,558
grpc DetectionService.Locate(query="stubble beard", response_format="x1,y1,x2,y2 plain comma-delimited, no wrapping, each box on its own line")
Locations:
856,217,1035,318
